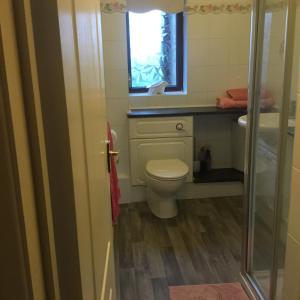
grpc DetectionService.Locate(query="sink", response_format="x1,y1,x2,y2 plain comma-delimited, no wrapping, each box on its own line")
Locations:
238,113,295,131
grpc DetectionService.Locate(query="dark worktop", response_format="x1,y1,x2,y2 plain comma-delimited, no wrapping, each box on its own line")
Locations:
127,106,247,118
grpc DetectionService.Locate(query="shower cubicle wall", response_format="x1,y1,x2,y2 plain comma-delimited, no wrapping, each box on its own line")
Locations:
241,0,299,299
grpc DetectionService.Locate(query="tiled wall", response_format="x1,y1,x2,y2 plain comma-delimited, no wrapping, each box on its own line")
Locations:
186,13,250,107
101,12,250,203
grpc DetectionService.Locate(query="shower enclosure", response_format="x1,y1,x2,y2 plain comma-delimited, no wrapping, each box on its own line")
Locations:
242,0,299,299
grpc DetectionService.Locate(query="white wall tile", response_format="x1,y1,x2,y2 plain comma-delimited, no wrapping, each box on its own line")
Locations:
187,39,210,67
103,40,128,70
208,39,230,66
195,138,232,169
208,14,229,38
228,13,251,38
187,14,210,39
116,150,130,177
188,67,209,93
195,115,232,141
282,235,300,300
206,66,229,92
293,94,300,170
288,167,300,243
207,90,225,104
186,92,208,106
101,13,127,41
106,97,129,126
229,38,250,65
104,69,128,98
113,124,129,152
228,65,249,88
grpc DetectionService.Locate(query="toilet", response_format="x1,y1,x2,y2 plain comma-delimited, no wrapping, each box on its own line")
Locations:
129,116,194,218
145,159,189,219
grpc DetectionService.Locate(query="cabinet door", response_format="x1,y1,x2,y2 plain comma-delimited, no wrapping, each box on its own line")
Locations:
130,137,193,185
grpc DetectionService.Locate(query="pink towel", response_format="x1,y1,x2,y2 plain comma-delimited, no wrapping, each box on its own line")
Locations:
226,88,248,101
227,88,271,101
261,97,275,110
216,97,248,109
107,123,120,224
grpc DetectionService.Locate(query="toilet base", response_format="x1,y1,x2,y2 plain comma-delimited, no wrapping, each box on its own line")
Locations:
146,187,178,219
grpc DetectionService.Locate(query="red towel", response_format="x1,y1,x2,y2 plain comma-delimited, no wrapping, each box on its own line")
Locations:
226,88,248,101
216,97,248,109
107,123,120,224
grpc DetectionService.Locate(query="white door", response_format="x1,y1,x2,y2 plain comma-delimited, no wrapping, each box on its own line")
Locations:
57,0,116,299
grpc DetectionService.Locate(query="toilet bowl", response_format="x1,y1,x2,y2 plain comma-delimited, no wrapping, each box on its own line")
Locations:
145,159,189,219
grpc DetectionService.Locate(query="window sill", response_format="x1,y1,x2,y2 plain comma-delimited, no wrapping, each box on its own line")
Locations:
129,91,187,97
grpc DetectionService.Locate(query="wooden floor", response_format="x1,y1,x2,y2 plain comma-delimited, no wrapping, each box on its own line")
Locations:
114,197,243,300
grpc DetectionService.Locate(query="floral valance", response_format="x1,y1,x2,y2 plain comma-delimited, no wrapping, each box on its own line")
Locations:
100,0,298,14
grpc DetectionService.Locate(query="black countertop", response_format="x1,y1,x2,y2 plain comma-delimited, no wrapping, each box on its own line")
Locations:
127,106,248,118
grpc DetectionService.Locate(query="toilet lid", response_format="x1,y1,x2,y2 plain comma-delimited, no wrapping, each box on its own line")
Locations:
146,159,189,180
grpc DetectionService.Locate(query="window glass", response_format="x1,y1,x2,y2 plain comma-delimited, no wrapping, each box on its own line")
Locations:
127,11,183,92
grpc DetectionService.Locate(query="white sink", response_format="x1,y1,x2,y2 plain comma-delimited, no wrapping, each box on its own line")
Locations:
238,113,295,131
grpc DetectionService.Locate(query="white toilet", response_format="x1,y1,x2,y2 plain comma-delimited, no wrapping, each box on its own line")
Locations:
145,159,189,218
129,116,194,218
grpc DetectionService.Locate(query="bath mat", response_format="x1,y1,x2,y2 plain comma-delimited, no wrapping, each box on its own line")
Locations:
169,282,249,300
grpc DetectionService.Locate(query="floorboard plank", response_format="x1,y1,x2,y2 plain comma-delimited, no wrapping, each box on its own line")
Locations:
115,197,243,299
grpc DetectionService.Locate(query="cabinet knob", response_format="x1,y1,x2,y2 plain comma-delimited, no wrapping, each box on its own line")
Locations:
176,123,184,131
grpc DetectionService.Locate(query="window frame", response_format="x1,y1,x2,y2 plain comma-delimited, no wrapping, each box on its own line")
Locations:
126,12,184,94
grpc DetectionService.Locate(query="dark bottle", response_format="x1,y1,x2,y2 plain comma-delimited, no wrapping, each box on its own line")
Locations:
199,146,212,173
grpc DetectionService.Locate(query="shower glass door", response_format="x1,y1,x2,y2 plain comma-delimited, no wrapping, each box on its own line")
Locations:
243,0,298,299
251,1,288,297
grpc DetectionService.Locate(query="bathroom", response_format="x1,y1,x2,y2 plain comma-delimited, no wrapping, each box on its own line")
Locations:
2,0,300,299
101,0,300,299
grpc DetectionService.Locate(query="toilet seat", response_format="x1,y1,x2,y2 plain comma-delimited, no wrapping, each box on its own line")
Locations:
145,159,189,181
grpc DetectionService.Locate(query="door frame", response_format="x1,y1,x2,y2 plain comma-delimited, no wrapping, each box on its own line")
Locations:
0,32,34,300
11,1,61,298
10,0,83,299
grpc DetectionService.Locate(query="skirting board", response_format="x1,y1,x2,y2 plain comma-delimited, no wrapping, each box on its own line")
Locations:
118,177,244,204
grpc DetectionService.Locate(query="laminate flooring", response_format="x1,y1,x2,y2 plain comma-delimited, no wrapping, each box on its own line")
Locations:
114,197,243,300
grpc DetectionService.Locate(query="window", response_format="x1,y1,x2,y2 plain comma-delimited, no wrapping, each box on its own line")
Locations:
126,11,184,93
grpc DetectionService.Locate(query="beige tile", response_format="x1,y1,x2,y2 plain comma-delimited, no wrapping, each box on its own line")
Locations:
293,94,300,169
288,168,300,242
282,235,300,300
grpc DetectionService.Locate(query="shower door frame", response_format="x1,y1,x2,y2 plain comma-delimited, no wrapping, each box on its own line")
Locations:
241,0,297,299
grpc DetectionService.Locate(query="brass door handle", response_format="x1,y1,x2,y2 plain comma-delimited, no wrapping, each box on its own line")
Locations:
109,150,119,157
106,141,119,173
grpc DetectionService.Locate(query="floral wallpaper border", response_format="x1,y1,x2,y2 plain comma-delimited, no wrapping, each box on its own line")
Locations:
100,2,127,13
184,3,251,14
100,1,300,14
